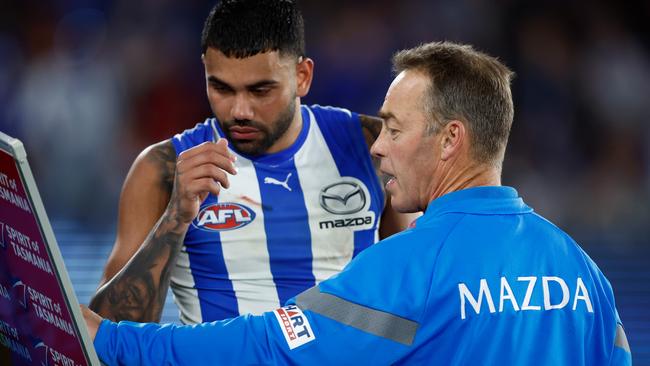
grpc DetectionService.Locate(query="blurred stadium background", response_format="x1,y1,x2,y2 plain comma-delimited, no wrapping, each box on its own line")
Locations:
1,0,648,363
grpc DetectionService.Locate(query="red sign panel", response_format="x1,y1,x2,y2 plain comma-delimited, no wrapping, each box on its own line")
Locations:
0,147,92,365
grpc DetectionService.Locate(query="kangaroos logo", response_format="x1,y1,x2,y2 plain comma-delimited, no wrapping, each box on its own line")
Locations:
193,202,256,232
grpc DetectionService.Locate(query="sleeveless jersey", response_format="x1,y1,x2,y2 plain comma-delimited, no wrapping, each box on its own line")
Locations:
169,104,384,323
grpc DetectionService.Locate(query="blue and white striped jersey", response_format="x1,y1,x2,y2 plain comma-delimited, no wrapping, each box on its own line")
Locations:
169,104,384,323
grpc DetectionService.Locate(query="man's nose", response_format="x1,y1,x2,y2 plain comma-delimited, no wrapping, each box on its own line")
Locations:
231,94,254,121
370,133,386,159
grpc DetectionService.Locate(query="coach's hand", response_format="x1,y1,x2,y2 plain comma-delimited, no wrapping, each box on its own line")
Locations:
81,305,102,341
169,139,237,224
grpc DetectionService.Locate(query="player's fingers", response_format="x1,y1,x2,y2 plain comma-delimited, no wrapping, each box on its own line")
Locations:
215,138,236,162
177,141,218,159
178,149,237,176
179,140,236,164
184,177,223,198
198,191,210,203
178,164,231,189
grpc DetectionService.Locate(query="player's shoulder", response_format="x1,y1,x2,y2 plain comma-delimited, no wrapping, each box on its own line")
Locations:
305,104,359,128
140,139,176,163
306,104,381,147
306,104,355,118
131,139,176,185
174,119,214,137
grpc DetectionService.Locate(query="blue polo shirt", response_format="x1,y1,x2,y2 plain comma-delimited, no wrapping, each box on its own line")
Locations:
94,186,631,365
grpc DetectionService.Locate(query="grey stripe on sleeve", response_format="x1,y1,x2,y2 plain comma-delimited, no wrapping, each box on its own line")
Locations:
295,286,419,346
615,323,631,353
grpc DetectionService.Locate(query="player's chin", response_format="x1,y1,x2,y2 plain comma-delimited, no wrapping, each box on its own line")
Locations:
231,140,264,155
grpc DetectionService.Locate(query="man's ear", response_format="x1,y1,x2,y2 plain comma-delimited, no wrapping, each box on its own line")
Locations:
440,120,466,161
296,57,314,97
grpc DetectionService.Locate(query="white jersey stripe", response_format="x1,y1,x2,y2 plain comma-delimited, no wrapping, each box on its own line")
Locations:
216,127,280,315
296,108,354,283
170,248,202,324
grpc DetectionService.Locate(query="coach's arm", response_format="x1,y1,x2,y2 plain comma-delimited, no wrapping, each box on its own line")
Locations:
83,286,413,365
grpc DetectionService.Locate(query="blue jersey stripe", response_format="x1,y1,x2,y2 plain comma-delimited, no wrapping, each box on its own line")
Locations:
255,162,315,305
353,230,375,258
186,194,239,321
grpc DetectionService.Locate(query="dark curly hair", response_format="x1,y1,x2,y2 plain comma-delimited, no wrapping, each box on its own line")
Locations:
201,0,305,59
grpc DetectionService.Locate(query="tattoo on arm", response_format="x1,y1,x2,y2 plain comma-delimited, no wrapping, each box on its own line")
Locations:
147,140,176,195
89,212,186,322
89,140,184,322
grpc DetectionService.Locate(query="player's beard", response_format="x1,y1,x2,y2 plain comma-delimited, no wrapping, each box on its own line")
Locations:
220,98,296,156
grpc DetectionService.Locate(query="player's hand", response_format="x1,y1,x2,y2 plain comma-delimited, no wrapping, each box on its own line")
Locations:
168,139,237,224
80,305,103,341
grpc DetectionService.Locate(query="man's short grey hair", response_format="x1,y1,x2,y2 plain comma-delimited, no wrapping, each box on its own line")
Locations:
392,41,515,167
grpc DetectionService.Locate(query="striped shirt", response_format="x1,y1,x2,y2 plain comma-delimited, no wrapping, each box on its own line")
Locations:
170,104,384,323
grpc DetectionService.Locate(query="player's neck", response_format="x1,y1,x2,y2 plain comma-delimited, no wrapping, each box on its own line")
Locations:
266,99,303,154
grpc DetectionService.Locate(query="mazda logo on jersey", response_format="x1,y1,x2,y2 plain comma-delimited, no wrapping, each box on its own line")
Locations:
319,181,366,215
194,202,256,231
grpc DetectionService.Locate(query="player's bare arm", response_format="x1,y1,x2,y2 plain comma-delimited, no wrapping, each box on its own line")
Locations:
88,140,175,321
359,114,420,237
89,140,236,322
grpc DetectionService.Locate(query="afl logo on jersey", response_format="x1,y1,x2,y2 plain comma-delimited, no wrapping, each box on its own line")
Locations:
194,202,256,232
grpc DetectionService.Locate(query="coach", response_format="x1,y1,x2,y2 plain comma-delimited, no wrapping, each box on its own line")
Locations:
83,41,631,365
